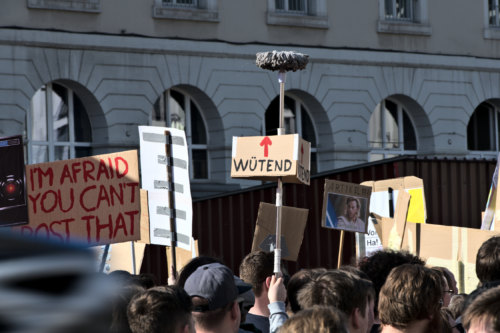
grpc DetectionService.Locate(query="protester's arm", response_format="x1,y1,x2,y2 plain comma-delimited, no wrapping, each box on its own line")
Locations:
268,275,288,333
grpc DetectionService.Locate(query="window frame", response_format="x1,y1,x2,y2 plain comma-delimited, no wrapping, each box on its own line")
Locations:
26,82,92,164
267,0,329,29
484,0,500,39
27,0,101,13
369,99,418,161
153,0,219,22
377,0,431,35
152,88,210,181
468,101,500,158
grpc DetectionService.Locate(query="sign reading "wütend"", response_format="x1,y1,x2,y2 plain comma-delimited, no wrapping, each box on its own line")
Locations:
231,134,310,185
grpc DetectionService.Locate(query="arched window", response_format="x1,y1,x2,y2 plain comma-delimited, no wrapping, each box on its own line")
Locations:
369,99,417,161
27,82,92,164
153,88,208,179
264,95,318,174
468,101,500,155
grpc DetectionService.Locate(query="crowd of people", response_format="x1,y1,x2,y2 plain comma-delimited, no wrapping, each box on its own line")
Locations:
94,235,500,333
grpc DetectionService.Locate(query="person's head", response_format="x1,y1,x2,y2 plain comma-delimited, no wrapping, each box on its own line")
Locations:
176,256,222,288
184,263,242,333
476,236,500,285
432,268,453,307
279,305,349,333
297,269,375,333
358,249,425,318
440,308,460,333
448,293,467,320
127,286,194,333
378,264,443,331
287,268,326,313
109,284,145,333
239,250,274,297
344,197,361,220
462,285,500,333
433,266,458,294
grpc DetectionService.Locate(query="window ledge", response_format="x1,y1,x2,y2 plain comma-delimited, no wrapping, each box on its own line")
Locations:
153,6,219,22
27,0,101,12
484,26,500,40
267,12,328,29
377,20,431,36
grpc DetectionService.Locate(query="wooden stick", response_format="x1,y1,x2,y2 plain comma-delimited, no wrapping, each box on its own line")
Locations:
337,230,345,268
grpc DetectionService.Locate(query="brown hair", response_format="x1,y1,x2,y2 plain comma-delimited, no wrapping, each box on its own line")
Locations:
462,285,500,332
191,297,234,331
476,236,500,284
279,305,348,333
378,264,442,330
287,268,326,313
239,250,274,296
127,286,192,333
297,269,374,318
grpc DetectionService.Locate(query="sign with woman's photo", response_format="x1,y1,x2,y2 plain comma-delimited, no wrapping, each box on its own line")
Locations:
321,179,372,234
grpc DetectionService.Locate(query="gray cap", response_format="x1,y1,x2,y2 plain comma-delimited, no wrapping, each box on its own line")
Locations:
185,263,241,312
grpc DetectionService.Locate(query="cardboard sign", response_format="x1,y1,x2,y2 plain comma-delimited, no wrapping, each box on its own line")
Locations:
358,176,426,256
138,126,193,251
370,215,500,293
0,135,28,226
481,153,500,231
231,134,311,185
14,150,141,246
321,180,372,234
361,176,426,223
251,202,308,261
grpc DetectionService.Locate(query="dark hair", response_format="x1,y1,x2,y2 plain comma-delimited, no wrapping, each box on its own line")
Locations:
176,256,222,288
462,285,500,332
378,264,442,330
476,236,500,284
239,250,274,296
191,297,235,330
358,249,425,317
109,284,145,333
297,269,375,318
287,268,326,313
127,286,192,333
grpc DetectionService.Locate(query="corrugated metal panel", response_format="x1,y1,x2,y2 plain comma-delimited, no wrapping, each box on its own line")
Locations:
141,156,496,281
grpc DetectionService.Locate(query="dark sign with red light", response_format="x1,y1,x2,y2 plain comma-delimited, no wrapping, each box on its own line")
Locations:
0,135,28,226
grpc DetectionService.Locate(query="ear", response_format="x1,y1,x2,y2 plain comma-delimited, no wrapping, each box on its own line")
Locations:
265,276,272,290
351,307,362,329
230,301,241,320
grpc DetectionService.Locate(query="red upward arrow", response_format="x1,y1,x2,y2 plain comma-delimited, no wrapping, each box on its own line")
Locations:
260,136,272,157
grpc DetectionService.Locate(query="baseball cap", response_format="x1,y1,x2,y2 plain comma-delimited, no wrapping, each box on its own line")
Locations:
184,263,250,312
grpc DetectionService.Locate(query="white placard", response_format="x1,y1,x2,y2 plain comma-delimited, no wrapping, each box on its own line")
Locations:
138,126,192,250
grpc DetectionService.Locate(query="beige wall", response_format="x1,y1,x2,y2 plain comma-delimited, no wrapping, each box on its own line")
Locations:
3,0,499,58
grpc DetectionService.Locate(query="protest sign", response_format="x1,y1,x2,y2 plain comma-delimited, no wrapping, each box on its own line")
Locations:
321,179,372,234
357,176,425,257
14,150,141,246
251,202,308,261
481,154,500,231
0,135,28,226
231,134,311,185
371,214,500,293
138,126,192,251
